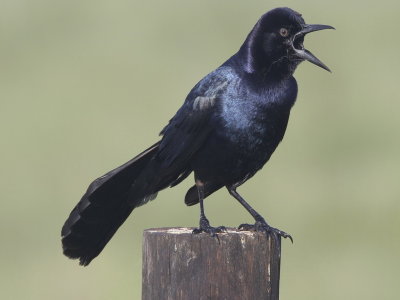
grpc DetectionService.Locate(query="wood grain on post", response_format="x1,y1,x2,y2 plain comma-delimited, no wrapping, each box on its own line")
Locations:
142,227,281,300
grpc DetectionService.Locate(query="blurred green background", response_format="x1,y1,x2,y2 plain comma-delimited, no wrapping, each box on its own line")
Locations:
1,0,399,299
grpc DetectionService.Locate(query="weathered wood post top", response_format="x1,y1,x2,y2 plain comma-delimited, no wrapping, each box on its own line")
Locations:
142,227,281,300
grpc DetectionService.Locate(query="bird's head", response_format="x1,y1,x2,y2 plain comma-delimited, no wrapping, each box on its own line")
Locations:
239,7,334,78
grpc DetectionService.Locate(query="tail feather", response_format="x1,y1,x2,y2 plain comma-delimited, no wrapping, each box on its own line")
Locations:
61,142,164,266
184,182,222,206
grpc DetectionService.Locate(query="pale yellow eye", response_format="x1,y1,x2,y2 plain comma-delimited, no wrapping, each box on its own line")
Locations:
279,28,289,37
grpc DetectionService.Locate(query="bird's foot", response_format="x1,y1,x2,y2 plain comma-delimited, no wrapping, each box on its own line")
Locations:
192,217,226,237
239,219,293,242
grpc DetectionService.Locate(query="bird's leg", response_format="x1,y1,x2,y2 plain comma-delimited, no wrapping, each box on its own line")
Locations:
192,180,226,236
227,185,292,242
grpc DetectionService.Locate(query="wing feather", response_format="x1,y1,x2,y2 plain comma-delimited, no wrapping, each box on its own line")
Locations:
157,70,231,168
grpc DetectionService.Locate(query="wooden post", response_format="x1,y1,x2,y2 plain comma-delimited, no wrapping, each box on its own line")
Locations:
142,227,281,300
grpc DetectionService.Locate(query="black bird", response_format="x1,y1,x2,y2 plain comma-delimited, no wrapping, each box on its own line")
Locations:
62,7,333,266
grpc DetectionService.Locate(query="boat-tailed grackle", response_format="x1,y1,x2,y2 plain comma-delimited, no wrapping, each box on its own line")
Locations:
61,7,333,266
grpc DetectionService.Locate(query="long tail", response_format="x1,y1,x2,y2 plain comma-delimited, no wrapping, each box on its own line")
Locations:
61,142,172,266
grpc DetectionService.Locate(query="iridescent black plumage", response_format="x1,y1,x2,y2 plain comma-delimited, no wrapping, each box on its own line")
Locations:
61,7,333,265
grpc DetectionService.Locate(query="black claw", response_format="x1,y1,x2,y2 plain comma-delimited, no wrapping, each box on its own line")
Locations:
238,223,254,231
238,220,293,242
192,217,225,237
218,226,227,232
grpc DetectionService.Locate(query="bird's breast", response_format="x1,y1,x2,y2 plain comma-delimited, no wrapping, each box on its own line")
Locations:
192,76,298,184
218,78,297,154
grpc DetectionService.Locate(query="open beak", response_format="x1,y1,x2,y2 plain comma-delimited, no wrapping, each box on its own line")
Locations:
292,24,335,72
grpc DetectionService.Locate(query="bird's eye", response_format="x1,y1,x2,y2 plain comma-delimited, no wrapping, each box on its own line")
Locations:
279,28,289,37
